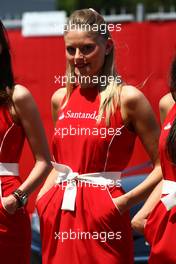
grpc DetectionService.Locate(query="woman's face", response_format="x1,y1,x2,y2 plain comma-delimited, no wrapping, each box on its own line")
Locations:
64,30,109,78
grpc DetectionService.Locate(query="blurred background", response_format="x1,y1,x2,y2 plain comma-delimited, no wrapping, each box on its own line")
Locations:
1,0,176,18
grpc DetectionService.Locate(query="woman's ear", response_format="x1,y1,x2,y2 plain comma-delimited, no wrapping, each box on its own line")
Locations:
105,38,113,55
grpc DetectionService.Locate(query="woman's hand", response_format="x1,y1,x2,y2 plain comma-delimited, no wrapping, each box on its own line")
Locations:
132,181,163,234
1,195,19,214
131,214,147,234
112,194,129,214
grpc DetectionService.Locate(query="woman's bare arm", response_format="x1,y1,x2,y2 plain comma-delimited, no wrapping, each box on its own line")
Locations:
2,85,52,213
37,87,67,201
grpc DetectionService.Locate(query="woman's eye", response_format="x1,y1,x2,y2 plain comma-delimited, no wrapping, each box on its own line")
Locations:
80,45,95,54
66,47,76,55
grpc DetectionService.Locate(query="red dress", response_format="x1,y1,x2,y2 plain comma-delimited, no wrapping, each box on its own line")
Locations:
144,104,176,264
37,86,136,264
0,105,31,263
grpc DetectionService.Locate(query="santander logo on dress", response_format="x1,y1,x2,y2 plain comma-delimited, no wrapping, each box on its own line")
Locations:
56,109,124,139
58,110,103,121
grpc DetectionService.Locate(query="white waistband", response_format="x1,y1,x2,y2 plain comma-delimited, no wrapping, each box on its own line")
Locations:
162,180,176,194
161,180,176,211
0,163,19,176
52,162,121,184
52,162,121,211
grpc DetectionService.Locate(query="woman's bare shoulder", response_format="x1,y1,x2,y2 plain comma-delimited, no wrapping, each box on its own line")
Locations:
159,93,174,114
120,85,148,110
10,84,32,102
51,87,67,109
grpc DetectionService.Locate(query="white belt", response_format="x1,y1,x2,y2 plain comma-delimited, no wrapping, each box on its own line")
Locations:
0,163,19,197
161,180,176,211
52,162,121,211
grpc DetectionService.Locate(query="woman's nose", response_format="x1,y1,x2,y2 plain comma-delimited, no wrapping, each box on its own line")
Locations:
74,48,84,59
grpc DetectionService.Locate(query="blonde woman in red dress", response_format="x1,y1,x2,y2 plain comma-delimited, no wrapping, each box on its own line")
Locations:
37,9,162,264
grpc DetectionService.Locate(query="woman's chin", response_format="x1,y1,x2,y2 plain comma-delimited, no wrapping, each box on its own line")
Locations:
75,69,89,76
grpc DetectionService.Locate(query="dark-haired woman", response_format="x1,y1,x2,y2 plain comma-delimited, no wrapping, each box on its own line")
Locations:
132,58,176,264
0,20,51,263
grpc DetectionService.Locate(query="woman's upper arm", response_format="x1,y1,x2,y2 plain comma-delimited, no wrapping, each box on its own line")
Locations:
12,85,50,161
37,88,67,200
51,87,67,126
123,86,160,164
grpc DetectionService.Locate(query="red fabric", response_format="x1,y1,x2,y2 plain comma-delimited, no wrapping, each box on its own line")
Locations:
0,105,25,162
0,105,31,263
37,85,134,263
0,202,31,263
52,86,136,173
159,104,176,181
144,104,176,263
37,185,133,264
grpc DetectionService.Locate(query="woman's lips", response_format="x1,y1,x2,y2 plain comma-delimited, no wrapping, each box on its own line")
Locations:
75,63,88,68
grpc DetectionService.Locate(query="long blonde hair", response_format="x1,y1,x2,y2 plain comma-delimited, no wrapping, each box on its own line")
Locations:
63,8,123,125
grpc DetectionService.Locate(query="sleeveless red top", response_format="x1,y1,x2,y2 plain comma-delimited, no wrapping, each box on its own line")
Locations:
159,104,176,181
0,104,25,195
52,86,136,174
0,105,25,163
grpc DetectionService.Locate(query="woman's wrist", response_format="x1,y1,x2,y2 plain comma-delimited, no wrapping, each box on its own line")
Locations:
12,189,28,208
122,192,132,209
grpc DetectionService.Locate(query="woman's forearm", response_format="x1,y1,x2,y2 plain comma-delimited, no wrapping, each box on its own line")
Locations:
17,160,52,195
125,162,162,208
131,180,163,233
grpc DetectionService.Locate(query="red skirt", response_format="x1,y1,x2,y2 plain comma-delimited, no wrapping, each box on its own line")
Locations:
37,182,134,264
0,176,31,264
144,199,176,264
